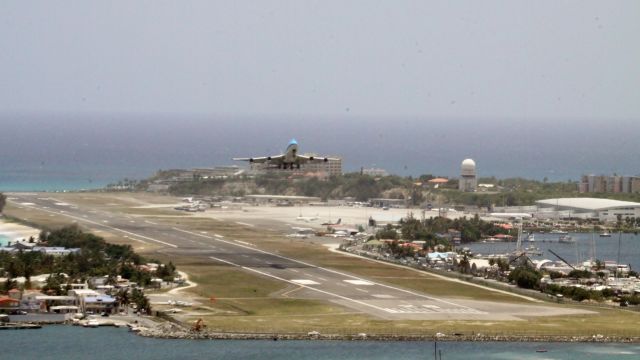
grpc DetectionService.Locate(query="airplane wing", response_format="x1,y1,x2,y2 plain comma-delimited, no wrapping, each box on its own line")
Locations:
232,155,285,164
297,155,340,163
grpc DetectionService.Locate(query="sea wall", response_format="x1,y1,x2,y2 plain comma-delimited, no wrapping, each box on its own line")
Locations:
137,324,640,343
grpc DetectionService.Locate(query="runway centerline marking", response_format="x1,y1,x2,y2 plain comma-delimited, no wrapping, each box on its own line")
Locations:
372,294,395,299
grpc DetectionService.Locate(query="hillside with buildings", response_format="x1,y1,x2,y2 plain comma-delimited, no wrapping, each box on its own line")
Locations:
104,158,640,213
0,225,180,316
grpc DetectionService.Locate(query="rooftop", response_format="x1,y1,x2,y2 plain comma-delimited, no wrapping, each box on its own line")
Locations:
536,198,640,211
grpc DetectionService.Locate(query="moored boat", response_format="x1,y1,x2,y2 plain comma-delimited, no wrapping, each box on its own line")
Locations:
558,235,575,243
83,320,100,328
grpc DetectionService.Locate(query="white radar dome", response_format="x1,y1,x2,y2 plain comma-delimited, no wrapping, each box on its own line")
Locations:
461,158,476,176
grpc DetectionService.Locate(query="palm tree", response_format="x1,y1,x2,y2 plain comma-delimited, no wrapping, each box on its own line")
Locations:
116,289,130,311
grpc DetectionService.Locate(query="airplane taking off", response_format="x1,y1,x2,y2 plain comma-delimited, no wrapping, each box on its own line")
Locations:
233,139,339,169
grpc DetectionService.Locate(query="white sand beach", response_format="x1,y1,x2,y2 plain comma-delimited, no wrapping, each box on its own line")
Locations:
0,218,41,245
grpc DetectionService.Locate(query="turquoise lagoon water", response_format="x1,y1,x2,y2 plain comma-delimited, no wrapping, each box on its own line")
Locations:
1,326,639,360
466,232,640,272
0,234,11,247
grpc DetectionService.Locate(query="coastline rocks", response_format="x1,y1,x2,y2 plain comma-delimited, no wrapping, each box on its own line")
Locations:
135,327,640,343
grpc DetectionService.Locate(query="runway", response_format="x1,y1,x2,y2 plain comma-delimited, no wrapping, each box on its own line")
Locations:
6,193,587,321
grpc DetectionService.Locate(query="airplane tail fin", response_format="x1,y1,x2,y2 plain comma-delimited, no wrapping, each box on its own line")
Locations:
337,218,341,224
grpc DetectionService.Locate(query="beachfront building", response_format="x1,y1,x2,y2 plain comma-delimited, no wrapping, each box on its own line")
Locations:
0,296,19,313
83,295,117,315
459,159,477,192
535,198,640,222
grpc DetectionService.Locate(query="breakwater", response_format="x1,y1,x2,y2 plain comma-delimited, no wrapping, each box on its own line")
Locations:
138,323,640,343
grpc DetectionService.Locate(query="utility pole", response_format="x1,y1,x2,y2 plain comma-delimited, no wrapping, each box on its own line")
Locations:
434,339,437,359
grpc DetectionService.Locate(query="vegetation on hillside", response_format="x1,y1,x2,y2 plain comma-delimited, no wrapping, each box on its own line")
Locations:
166,172,418,202
0,192,6,213
116,171,640,208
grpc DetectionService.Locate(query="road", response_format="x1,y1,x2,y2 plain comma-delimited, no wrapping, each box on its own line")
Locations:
6,193,588,321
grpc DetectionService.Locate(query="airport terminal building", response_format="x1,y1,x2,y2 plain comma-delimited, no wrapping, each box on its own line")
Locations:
535,198,640,222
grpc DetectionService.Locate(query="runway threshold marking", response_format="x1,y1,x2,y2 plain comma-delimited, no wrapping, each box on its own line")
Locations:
175,227,477,312
15,202,178,249
290,279,320,285
344,280,374,286
210,256,390,314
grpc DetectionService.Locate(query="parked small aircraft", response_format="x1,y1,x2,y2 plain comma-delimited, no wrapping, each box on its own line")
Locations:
296,215,319,222
321,218,342,226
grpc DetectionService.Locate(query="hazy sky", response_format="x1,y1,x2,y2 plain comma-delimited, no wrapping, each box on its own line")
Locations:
1,1,639,120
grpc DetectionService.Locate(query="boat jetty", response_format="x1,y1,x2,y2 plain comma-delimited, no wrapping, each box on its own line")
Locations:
0,314,41,330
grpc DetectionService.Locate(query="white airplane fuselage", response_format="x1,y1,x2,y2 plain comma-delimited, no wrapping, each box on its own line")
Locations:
283,141,298,164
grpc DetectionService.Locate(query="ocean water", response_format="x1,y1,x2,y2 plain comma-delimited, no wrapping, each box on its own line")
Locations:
0,234,10,247
1,113,640,192
1,326,639,360
466,232,640,271
0,166,120,192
